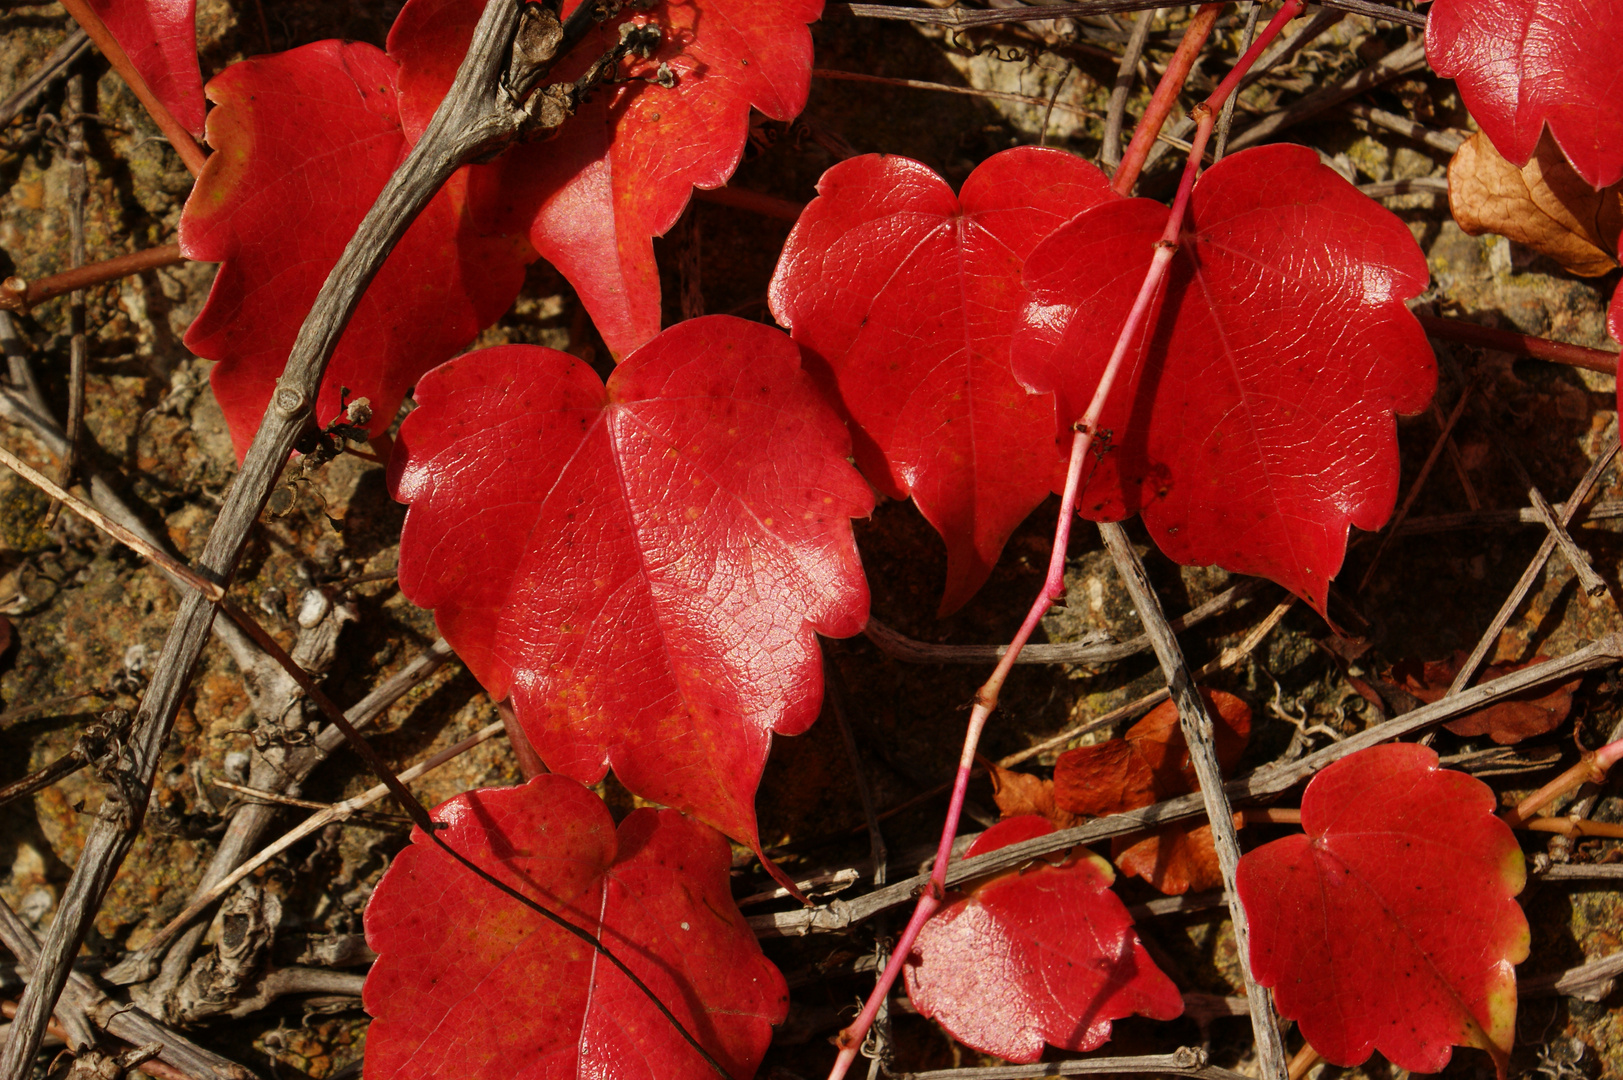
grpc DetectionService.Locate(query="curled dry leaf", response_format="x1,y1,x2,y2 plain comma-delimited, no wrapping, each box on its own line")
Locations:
983,756,1079,829
1449,131,1623,276
1390,652,1580,745
389,316,871,852
904,816,1183,1063
1113,823,1226,896
363,775,787,1080
1237,743,1529,1077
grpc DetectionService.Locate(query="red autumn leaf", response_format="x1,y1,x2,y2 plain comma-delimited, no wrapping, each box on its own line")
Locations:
1236,743,1529,1076
89,0,205,136
903,816,1183,1063
768,149,1110,613
1427,0,1623,190
1391,653,1580,744
1052,690,1250,817
180,41,532,460
388,316,871,850
363,775,787,1080
391,0,821,358
1014,144,1436,615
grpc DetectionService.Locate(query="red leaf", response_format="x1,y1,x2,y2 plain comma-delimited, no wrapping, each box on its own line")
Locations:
1052,690,1250,817
179,41,532,460
89,0,204,136
768,149,1110,613
1391,653,1579,744
904,816,1183,1063
363,775,788,1080
391,0,821,358
1427,0,1623,189
388,316,872,847
1014,144,1435,614
1236,743,1529,1076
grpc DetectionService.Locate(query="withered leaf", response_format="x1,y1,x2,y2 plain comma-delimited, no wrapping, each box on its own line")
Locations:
1392,652,1579,745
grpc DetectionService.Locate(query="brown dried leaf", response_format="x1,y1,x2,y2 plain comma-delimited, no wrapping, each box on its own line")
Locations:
1053,690,1251,817
1449,130,1623,277
1112,823,1225,896
982,758,1080,829
1391,652,1580,745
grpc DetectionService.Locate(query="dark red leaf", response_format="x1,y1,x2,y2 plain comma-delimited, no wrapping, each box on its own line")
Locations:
89,0,204,136
1052,690,1250,817
904,816,1183,1063
388,316,871,848
391,0,821,358
180,41,532,460
1391,653,1580,744
363,775,787,1080
1014,144,1435,614
769,149,1110,613
1427,0,1623,189
1236,743,1529,1076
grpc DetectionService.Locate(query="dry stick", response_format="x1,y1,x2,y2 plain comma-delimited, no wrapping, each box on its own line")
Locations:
1431,399,1481,510
104,637,454,984
1496,441,1610,600
898,1048,1247,1080
823,640,888,887
1101,521,1288,1080
0,3,580,1071
823,11,1307,1077
1399,499,1623,537
837,0,1423,30
751,635,1623,940
1534,863,1623,881
1210,1,1261,161
1356,381,1474,592
0,28,89,130
1445,436,1620,697
0,900,252,1080
0,444,224,600
864,579,1259,665
1000,595,1295,768
56,0,205,176
1111,4,1222,195
812,68,1100,119
1417,313,1619,376
1341,101,1465,155
46,67,89,527
1521,949,1623,1001
1098,7,1156,170
0,243,186,315
135,722,506,961
1225,36,1429,154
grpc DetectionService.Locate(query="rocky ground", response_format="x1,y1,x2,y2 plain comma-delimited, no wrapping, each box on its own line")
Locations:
0,2,1619,1078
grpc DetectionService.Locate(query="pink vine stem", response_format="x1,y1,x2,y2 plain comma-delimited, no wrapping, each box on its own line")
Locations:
823,5,1306,1078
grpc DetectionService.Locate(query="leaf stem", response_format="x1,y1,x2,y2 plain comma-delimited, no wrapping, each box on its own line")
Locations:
1417,314,1619,376
0,243,185,315
1111,3,1222,195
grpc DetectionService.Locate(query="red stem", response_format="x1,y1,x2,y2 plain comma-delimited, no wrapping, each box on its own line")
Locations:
57,0,206,177
1110,4,1223,196
825,8,1308,1076
0,243,185,314
1417,314,1619,376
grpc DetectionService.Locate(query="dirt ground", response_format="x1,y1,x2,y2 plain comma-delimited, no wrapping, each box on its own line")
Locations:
0,2,1620,1078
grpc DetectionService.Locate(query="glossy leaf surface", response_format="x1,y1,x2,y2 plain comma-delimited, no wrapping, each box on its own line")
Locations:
1427,0,1623,189
363,775,787,1080
1237,743,1529,1076
388,317,872,847
1015,144,1435,613
904,816,1183,1063
769,149,1110,613
180,41,531,459
90,0,204,135
392,0,822,357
